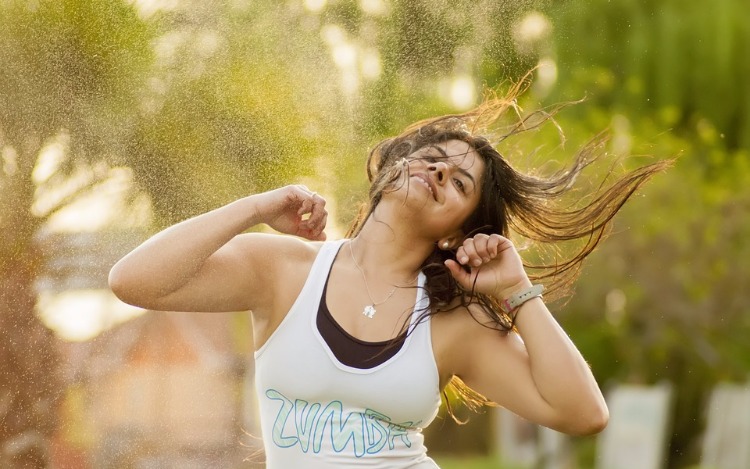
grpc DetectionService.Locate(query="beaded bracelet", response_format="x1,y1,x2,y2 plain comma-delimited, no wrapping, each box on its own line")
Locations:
499,284,544,316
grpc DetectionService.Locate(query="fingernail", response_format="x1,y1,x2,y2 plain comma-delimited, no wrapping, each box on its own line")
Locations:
472,259,482,266
460,256,468,263
483,257,490,263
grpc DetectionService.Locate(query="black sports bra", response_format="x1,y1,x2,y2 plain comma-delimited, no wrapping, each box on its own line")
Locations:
316,277,407,369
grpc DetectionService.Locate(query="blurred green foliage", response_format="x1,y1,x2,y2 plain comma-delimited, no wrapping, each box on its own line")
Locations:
539,2,750,466
1,0,749,467
550,0,750,149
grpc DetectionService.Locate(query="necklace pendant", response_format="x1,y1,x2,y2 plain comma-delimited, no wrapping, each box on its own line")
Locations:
363,305,376,319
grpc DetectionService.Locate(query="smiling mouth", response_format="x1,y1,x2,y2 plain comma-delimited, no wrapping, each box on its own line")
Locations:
412,175,436,200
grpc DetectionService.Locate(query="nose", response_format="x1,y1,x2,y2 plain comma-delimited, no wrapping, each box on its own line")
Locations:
427,161,450,184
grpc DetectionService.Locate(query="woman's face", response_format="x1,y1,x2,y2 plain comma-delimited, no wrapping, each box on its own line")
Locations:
395,139,485,238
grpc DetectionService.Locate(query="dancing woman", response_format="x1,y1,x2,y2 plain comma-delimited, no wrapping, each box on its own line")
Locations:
110,81,668,468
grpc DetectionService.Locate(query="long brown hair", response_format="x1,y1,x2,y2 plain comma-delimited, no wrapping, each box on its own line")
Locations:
347,74,671,415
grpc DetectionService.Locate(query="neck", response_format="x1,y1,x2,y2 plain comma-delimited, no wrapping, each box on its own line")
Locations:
349,206,436,283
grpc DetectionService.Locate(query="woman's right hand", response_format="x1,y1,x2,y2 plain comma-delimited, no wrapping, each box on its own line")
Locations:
252,185,328,241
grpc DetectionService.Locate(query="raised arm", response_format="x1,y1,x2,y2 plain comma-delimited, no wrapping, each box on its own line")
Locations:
444,234,609,436
108,185,327,313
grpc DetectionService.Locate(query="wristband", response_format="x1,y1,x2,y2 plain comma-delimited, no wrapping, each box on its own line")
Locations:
500,284,544,315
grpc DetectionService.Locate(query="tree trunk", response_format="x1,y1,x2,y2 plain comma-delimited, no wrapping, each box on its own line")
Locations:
0,145,61,468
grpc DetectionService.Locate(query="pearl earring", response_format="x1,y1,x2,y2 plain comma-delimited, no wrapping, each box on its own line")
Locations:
441,241,450,249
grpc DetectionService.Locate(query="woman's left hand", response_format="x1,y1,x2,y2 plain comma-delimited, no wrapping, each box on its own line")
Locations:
444,234,532,299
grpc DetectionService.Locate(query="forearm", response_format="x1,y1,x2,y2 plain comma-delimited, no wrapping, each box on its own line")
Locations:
109,196,261,303
448,234,607,434
513,297,608,433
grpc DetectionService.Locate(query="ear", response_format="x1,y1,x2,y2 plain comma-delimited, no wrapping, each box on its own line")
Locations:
438,231,464,250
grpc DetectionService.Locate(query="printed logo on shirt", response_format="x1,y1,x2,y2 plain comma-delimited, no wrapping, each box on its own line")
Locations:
265,389,419,457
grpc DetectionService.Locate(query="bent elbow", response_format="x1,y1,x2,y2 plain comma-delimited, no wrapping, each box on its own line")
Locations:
108,262,142,307
108,264,129,301
572,403,609,436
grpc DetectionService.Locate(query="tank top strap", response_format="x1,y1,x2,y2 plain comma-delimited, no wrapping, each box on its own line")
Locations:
254,239,346,358
309,239,347,283
287,239,347,322
406,271,431,338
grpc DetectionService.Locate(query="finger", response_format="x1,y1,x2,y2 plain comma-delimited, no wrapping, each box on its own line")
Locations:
456,246,469,265
296,193,314,217
460,239,483,267
471,234,491,262
313,212,328,241
444,259,471,287
487,234,502,258
495,235,515,254
300,207,328,240
297,184,311,193
312,212,328,236
308,194,327,228
299,226,324,241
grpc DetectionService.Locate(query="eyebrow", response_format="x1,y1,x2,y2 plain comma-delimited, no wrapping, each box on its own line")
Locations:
427,145,477,191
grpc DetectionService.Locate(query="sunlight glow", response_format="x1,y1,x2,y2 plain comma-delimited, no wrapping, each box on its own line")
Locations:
154,31,189,66
321,25,363,97
321,24,345,46
534,57,558,97
332,43,357,69
128,0,180,19
360,0,387,16
360,49,382,80
517,11,551,41
37,289,145,342
605,289,627,327
32,132,68,184
33,147,151,341
303,0,327,13
1,145,18,176
450,75,476,110
43,168,151,232
612,114,633,156
513,11,552,55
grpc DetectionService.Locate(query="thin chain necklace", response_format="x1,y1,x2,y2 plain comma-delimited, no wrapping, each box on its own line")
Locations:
349,240,399,319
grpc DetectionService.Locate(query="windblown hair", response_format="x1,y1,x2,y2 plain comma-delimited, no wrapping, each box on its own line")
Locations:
346,74,671,416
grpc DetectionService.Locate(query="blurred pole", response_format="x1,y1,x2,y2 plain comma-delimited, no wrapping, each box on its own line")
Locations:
701,382,750,469
595,383,673,469
492,407,573,469
539,426,573,469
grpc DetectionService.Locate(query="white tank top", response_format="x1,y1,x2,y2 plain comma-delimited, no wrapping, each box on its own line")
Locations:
254,239,442,468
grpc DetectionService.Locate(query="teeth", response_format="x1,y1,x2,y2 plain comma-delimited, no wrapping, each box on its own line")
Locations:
414,177,433,196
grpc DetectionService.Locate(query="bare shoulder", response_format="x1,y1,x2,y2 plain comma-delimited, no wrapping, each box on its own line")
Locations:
230,232,323,304
432,300,505,339
232,231,322,264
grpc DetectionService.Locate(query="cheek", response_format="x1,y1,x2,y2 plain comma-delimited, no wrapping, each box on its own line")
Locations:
442,203,473,228
457,191,481,213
